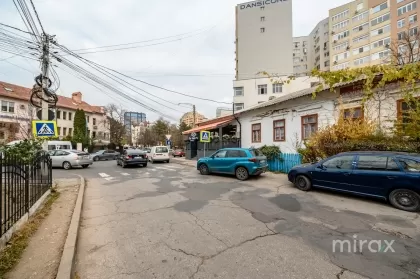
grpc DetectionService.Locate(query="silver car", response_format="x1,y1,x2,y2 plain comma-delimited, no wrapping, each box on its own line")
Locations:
49,150,93,170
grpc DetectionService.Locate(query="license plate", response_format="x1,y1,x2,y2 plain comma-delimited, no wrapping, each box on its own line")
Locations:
83,156,89,159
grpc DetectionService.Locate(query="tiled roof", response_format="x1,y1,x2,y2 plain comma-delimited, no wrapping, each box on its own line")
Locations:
0,81,104,114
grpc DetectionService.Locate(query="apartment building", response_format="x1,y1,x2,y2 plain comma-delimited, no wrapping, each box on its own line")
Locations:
292,36,310,76
181,111,207,127
0,81,109,144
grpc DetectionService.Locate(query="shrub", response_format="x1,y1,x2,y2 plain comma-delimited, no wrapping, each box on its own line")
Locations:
258,145,281,160
1,139,45,163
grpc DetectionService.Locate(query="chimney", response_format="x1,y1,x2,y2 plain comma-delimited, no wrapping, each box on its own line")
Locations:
72,92,82,104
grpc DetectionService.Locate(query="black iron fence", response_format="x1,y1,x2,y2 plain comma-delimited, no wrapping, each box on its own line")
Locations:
0,151,52,237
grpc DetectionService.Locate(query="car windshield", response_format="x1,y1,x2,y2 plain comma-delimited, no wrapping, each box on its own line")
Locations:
249,149,263,157
156,147,168,153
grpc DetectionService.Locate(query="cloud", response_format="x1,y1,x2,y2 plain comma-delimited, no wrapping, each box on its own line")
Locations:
0,0,350,122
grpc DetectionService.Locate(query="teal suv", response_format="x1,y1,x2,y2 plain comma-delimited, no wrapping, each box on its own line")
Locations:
197,148,268,180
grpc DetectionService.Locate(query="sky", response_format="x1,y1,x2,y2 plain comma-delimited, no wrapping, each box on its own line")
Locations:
0,0,351,123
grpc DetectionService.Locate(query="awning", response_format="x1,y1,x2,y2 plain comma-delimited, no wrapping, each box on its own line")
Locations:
182,117,235,135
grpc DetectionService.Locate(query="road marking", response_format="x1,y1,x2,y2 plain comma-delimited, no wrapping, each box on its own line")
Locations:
98,173,110,177
121,173,130,176
104,177,116,181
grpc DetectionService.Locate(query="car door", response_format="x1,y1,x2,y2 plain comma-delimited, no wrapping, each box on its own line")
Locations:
223,150,243,174
351,155,404,197
207,150,227,173
52,150,68,167
48,150,59,167
395,157,420,191
311,155,356,191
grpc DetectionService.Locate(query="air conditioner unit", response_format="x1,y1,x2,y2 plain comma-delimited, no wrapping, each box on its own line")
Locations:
359,26,363,31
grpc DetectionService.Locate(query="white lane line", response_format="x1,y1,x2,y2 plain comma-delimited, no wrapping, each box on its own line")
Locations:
121,173,130,176
104,177,116,181
98,173,110,177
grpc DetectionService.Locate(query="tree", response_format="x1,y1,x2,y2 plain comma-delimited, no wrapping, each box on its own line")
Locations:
388,24,420,66
151,118,169,145
104,104,127,146
73,109,88,145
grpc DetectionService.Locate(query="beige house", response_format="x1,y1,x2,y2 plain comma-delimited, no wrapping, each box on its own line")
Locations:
181,111,207,127
0,81,109,144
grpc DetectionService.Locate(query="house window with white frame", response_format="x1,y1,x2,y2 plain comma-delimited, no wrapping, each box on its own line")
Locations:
353,22,369,33
234,103,244,111
258,84,267,95
260,28,265,33
332,20,349,30
1,101,15,113
354,55,370,66
371,24,390,36
332,10,349,21
371,50,389,61
234,87,244,96
352,11,368,22
272,83,283,93
353,34,369,44
371,13,390,26
252,123,261,143
334,30,350,41
371,37,391,49
409,14,418,24
333,42,348,52
301,115,318,140
398,18,406,29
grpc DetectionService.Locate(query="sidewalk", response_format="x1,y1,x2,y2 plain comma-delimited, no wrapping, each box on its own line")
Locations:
5,178,81,279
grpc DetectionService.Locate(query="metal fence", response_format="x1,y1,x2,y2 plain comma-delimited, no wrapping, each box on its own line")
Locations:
267,153,302,173
0,151,52,237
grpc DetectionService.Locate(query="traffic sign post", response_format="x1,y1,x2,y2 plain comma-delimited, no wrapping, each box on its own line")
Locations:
32,120,58,138
200,131,210,157
166,139,172,146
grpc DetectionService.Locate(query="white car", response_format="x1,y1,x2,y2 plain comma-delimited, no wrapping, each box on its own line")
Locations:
149,146,170,163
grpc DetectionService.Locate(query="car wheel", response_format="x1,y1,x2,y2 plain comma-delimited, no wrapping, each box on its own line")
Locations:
93,157,99,162
82,164,89,168
235,167,249,181
199,164,209,175
167,160,170,163
63,161,72,170
294,175,312,191
389,189,420,212
143,163,148,167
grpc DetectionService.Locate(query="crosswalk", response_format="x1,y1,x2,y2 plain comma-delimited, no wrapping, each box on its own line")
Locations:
96,164,186,181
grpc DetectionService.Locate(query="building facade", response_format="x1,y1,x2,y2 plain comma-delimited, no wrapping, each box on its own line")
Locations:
216,107,233,118
181,111,207,127
292,36,310,76
124,111,146,141
235,0,293,80
0,81,109,144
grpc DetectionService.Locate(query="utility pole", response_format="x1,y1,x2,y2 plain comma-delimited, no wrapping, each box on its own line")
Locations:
41,33,50,121
193,104,196,127
178,103,197,127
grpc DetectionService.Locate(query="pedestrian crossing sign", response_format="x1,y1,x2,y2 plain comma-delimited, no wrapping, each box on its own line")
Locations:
32,120,58,138
200,131,210,143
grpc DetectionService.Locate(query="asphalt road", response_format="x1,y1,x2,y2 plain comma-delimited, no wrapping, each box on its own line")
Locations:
62,161,420,279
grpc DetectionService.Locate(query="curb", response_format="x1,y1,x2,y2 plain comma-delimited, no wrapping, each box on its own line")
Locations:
56,176,86,279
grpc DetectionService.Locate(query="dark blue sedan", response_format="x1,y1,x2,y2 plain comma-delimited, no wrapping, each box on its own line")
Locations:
288,151,420,212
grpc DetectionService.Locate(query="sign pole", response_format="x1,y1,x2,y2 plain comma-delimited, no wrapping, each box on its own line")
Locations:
204,142,206,157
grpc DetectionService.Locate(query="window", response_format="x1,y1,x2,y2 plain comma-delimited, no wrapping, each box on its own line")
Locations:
353,23,369,33
371,24,390,36
397,158,420,172
357,3,364,10
0,131,5,140
273,120,285,141
397,0,405,3
353,34,369,44
92,131,96,138
334,30,350,40
371,13,390,27
353,45,370,55
333,42,348,52
343,107,363,119
226,150,247,158
352,11,368,22
1,101,14,113
261,16,265,22
63,127,67,135
332,20,349,30
371,50,389,60
63,111,67,120
57,127,61,136
86,116,90,123
398,31,405,40
252,123,261,143
398,1,417,16
371,37,391,49
397,99,417,124
397,18,406,29
301,114,318,139
156,147,168,153
214,150,227,158
272,83,282,93
234,87,243,96
293,57,301,63
409,14,417,24
323,156,354,170
409,26,418,36
69,128,73,136
235,103,244,111
93,118,97,125
260,28,265,33
332,10,349,21
334,51,350,61
260,6,265,10
372,2,388,13
354,55,370,66
69,112,72,121
258,84,267,95
356,156,400,171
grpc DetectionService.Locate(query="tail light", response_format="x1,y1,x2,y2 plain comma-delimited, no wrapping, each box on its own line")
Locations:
248,158,257,163
145,155,148,159
126,155,132,159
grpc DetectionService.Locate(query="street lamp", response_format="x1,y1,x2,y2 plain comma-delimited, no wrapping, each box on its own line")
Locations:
178,103,196,127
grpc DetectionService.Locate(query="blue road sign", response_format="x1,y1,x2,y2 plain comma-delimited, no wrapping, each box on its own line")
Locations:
200,131,210,143
32,120,58,138
166,139,172,146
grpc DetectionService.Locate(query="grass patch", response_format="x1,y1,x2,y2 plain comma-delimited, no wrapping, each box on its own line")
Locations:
0,189,60,279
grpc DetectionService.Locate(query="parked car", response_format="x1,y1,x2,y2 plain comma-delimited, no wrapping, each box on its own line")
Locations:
91,150,120,161
288,151,420,212
48,150,92,170
149,146,170,163
197,148,268,181
173,149,185,157
117,149,148,168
